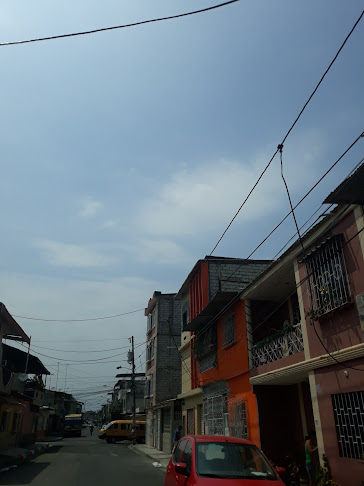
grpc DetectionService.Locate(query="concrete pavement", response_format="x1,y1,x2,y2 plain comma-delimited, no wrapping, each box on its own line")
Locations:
130,443,171,471
0,428,165,485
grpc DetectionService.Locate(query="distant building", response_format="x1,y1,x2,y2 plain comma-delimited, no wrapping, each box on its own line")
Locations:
144,291,182,453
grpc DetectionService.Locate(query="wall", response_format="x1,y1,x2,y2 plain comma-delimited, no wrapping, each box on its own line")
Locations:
313,358,363,486
155,295,182,404
190,262,209,321
208,261,269,299
197,299,259,442
298,209,364,360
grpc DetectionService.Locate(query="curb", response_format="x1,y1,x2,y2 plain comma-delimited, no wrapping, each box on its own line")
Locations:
0,443,51,473
128,445,168,471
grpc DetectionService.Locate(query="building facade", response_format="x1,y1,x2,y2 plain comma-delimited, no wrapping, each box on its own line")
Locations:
144,291,182,452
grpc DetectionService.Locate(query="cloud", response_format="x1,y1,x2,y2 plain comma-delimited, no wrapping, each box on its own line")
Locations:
126,239,191,265
136,134,324,238
78,197,103,218
102,220,116,229
34,239,116,267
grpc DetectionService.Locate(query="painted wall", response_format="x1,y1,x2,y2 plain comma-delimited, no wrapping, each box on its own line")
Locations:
313,358,363,486
197,299,259,444
298,209,364,359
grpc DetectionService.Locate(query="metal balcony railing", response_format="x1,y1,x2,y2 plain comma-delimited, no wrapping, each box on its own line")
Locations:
252,323,304,368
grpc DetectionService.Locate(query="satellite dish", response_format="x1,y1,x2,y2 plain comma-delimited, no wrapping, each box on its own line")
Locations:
17,373,29,382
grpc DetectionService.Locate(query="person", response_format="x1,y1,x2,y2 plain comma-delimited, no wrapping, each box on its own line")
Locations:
305,430,318,486
131,427,136,445
90,423,94,436
172,425,182,451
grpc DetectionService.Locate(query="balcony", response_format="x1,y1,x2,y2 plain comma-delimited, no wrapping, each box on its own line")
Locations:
252,323,304,368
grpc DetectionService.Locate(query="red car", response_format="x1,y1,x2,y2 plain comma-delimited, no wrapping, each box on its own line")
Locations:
165,435,286,486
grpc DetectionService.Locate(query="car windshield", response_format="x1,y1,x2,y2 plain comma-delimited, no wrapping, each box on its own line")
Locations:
196,442,277,480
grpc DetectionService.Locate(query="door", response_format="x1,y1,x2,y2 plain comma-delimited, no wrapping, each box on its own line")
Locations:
177,440,192,485
165,439,187,486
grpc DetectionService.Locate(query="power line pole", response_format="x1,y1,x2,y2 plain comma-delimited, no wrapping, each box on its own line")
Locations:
129,336,136,441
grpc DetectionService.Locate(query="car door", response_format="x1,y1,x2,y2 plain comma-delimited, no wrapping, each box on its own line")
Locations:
165,439,187,486
177,440,193,486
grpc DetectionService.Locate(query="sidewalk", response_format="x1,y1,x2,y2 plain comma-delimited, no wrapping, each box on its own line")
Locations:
0,439,62,472
129,443,171,471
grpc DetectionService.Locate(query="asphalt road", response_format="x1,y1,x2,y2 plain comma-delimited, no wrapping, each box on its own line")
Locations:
0,428,165,486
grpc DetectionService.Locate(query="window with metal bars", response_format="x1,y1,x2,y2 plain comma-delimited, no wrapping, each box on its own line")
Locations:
332,391,364,459
305,235,350,319
222,313,236,348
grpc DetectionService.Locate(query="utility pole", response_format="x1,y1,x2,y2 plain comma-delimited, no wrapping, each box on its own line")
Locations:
129,336,136,436
64,364,69,392
56,362,59,390
24,336,31,373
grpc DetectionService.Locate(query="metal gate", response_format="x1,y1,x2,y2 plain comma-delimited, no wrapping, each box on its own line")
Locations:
203,394,227,435
228,397,248,439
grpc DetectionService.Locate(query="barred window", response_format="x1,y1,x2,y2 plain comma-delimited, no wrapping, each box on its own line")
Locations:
222,313,236,348
305,235,350,319
332,391,364,459
199,353,217,373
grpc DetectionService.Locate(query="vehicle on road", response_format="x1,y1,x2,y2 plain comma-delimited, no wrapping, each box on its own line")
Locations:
64,413,83,437
98,419,146,444
165,435,286,485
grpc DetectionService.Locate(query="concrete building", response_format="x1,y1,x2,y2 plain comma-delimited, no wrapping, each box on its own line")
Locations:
244,163,364,485
176,256,270,441
144,291,182,453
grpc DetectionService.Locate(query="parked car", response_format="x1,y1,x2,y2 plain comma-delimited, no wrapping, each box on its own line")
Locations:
165,435,286,485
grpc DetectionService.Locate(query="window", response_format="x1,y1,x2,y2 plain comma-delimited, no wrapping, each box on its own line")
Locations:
332,391,363,459
229,398,248,439
11,413,21,434
147,311,155,332
146,338,155,362
0,411,10,432
173,439,186,463
222,313,236,348
199,354,217,373
305,235,350,318
181,440,192,474
196,442,276,479
145,374,154,397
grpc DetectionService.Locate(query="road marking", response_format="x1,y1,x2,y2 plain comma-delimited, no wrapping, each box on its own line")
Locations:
111,453,118,457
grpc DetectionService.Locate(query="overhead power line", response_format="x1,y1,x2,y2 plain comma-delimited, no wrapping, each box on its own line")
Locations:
0,0,240,47
209,8,364,255
13,307,144,322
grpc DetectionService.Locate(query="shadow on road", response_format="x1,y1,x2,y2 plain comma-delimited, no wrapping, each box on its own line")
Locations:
0,462,50,485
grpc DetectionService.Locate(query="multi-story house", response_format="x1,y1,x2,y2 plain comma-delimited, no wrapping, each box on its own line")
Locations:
176,256,270,442
0,305,50,449
243,163,364,485
113,375,146,417
144,291,182,453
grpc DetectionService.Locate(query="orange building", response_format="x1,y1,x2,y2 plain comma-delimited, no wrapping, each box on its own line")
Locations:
177,256,269,444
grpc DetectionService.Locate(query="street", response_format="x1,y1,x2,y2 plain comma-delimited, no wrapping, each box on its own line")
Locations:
0,429,164,486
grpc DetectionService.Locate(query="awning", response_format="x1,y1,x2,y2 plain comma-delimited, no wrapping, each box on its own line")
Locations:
2,344,50,375
184,292,237,331
0,303,30,344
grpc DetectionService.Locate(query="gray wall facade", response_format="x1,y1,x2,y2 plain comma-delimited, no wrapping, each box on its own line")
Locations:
154,294,182,404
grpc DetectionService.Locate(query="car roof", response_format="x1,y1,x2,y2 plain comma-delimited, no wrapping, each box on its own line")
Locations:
183,435,255,446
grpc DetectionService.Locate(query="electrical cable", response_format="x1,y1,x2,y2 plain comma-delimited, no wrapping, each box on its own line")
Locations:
28,340,147,353
13,307,145,322
201,142,364,335
209,11,364,254
0,0,240,47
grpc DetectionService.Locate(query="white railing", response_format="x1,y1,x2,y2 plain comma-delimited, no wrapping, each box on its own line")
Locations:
252,323,304,368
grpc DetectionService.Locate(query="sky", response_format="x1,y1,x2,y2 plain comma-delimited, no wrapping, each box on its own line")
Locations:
0,0,363,410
